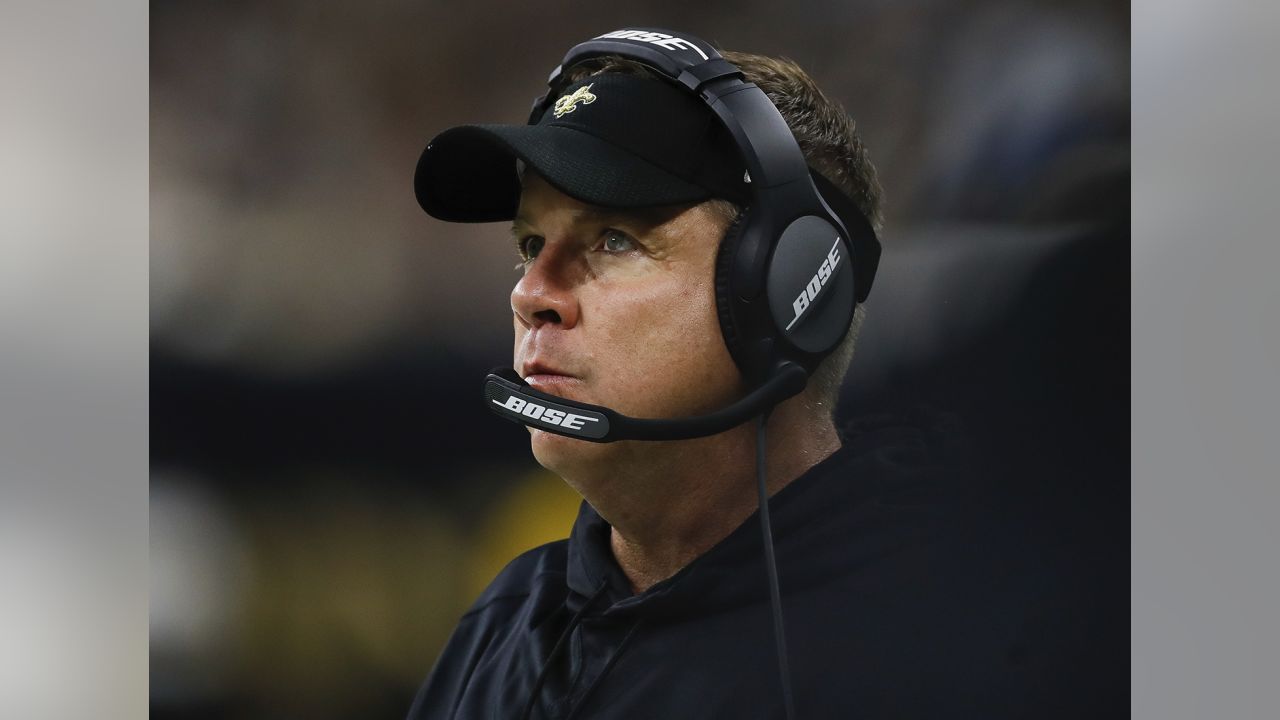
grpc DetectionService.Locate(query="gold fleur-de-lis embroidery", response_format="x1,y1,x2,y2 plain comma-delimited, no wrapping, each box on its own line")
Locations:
553,84,598,118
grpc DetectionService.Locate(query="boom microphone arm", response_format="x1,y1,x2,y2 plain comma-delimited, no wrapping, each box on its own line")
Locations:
483,362,809,442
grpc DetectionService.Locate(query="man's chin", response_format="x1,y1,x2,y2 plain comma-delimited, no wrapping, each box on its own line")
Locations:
528,427,620,478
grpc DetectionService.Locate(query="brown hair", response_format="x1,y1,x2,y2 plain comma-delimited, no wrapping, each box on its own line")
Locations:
562,51,884,420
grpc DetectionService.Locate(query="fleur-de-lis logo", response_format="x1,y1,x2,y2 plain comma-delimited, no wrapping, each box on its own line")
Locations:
553,84,597,118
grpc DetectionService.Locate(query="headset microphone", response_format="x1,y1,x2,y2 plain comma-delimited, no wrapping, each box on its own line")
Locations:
484,361,808,442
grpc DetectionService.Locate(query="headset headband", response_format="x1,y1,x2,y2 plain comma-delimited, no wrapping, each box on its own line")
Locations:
539,30,812,194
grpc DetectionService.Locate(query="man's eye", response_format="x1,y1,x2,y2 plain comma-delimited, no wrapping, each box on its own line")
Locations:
601,230,635,253
520,236,545,261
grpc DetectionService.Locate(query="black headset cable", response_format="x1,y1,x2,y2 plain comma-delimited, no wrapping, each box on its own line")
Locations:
756,408,797,720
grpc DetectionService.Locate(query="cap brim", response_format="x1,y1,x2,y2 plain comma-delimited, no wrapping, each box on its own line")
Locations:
414,124,716,223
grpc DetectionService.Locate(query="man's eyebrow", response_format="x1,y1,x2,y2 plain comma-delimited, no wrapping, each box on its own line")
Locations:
577,206,673,227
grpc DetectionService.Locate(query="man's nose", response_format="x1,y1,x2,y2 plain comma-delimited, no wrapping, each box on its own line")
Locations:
511,257,580,330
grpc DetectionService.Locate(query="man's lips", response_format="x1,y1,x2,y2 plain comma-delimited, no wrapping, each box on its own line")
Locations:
524,374,581,392
520,361,581,392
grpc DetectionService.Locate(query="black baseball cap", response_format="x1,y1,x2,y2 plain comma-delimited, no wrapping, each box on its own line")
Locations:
414,73,751,223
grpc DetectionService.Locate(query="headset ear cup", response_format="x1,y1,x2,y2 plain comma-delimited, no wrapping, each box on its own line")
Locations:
714,210,749,371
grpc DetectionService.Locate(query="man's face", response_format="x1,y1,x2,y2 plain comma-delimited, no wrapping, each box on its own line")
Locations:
510,172,743,475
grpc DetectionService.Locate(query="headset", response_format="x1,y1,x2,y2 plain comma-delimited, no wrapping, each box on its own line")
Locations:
485,27,881,444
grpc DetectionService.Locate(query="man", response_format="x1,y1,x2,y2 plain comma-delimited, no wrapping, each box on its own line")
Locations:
408,29,1115,720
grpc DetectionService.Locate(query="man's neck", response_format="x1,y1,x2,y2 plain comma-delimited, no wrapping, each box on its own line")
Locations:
578,401,842,594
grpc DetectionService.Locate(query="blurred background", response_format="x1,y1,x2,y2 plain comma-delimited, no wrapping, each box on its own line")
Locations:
150,1,1129,717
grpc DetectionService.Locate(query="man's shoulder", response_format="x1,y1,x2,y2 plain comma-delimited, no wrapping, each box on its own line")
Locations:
463,538,570,620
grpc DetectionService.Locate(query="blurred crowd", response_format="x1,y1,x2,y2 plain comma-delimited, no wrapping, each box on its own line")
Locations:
150,1,1128,717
